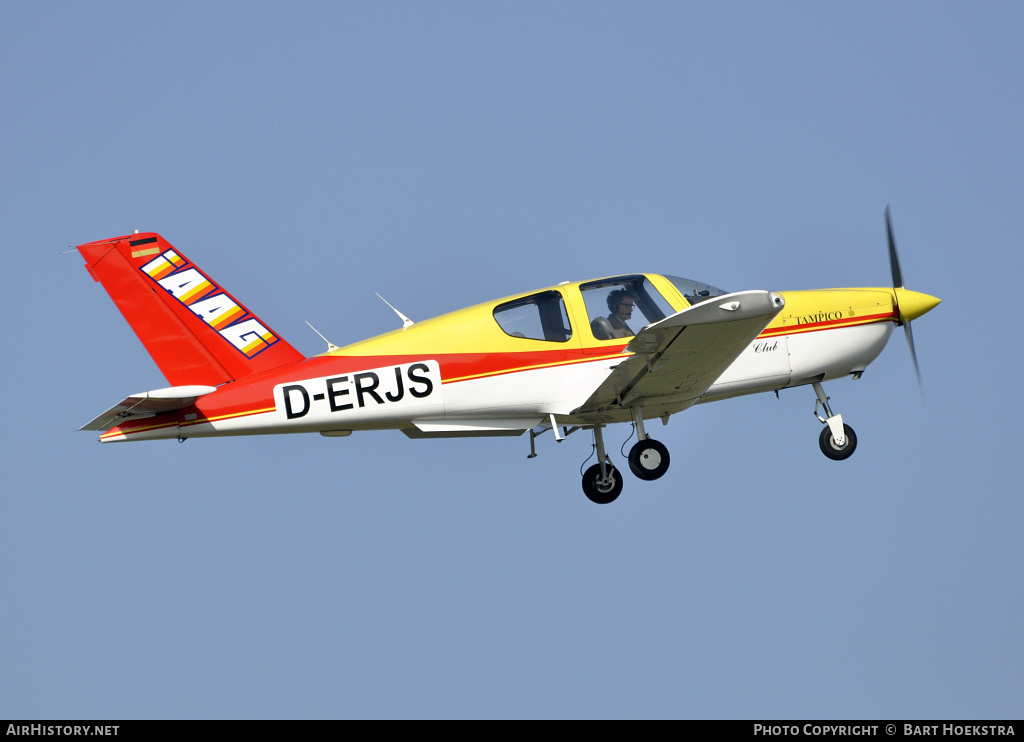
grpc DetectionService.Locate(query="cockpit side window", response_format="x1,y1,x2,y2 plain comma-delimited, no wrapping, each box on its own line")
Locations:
493,290,573,342
580,276,673,340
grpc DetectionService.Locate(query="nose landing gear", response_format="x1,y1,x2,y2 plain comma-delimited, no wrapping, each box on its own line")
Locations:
812,382,857,460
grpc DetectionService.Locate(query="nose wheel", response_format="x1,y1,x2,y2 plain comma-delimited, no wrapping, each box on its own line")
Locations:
818,423,857,460
812,382,858,461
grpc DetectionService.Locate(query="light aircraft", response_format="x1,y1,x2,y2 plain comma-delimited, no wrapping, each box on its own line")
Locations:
76,208,940,503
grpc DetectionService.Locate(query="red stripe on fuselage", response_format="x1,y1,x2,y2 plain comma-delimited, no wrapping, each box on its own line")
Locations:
110,347,624,435
757,310,898,338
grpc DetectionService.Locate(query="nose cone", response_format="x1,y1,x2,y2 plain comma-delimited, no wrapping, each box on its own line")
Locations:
894,288,941,322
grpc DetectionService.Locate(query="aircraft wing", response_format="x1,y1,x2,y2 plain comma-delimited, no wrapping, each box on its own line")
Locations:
79,385,218,431
573,290,785,418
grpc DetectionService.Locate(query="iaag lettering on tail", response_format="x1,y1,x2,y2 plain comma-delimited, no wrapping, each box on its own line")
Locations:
140,248,279,359
77,208,940,504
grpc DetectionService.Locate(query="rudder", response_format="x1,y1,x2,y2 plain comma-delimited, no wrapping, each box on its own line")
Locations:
78,233,305,386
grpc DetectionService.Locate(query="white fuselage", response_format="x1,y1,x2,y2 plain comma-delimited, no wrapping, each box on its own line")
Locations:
148,320,896,442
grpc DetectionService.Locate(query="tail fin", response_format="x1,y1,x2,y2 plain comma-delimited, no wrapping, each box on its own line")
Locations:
78,233,305,386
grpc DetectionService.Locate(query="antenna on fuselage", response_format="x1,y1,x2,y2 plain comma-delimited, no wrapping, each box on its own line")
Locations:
304,321,338,352
375,293,415,328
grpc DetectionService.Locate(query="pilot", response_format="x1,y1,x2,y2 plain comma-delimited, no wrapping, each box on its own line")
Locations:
605,288,636,337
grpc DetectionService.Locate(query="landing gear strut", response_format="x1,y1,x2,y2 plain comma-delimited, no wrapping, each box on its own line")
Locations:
813,382,857,460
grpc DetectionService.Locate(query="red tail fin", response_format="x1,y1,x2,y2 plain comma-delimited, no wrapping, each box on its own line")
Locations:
78,233,305,386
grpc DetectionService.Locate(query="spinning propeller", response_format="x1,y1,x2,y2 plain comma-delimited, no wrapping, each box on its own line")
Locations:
885,206,941,393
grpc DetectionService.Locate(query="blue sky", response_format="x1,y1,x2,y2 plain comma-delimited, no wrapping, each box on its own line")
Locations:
2,1,1022,719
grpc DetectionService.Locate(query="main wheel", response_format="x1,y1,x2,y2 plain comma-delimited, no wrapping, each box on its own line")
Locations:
582,463,623,504
628,439,671,481
818,423,858,460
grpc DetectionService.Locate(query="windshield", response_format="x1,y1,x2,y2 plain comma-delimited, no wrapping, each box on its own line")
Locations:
664,275,729,306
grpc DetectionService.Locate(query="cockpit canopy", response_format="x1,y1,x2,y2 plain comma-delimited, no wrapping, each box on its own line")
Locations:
579,274,729,340
491,273,729,343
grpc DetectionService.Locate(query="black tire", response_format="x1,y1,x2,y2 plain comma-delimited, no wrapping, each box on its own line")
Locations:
818,424,858,461
628,439,671,481
582,463,623,504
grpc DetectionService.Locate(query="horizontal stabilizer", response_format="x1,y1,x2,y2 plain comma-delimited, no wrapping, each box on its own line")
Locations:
80,385,218,431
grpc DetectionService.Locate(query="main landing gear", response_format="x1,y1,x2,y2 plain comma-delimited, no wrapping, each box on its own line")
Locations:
626,408,670,481
581,408,671,504
582,462,623,505
581,424,624,504
812,381,857,461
